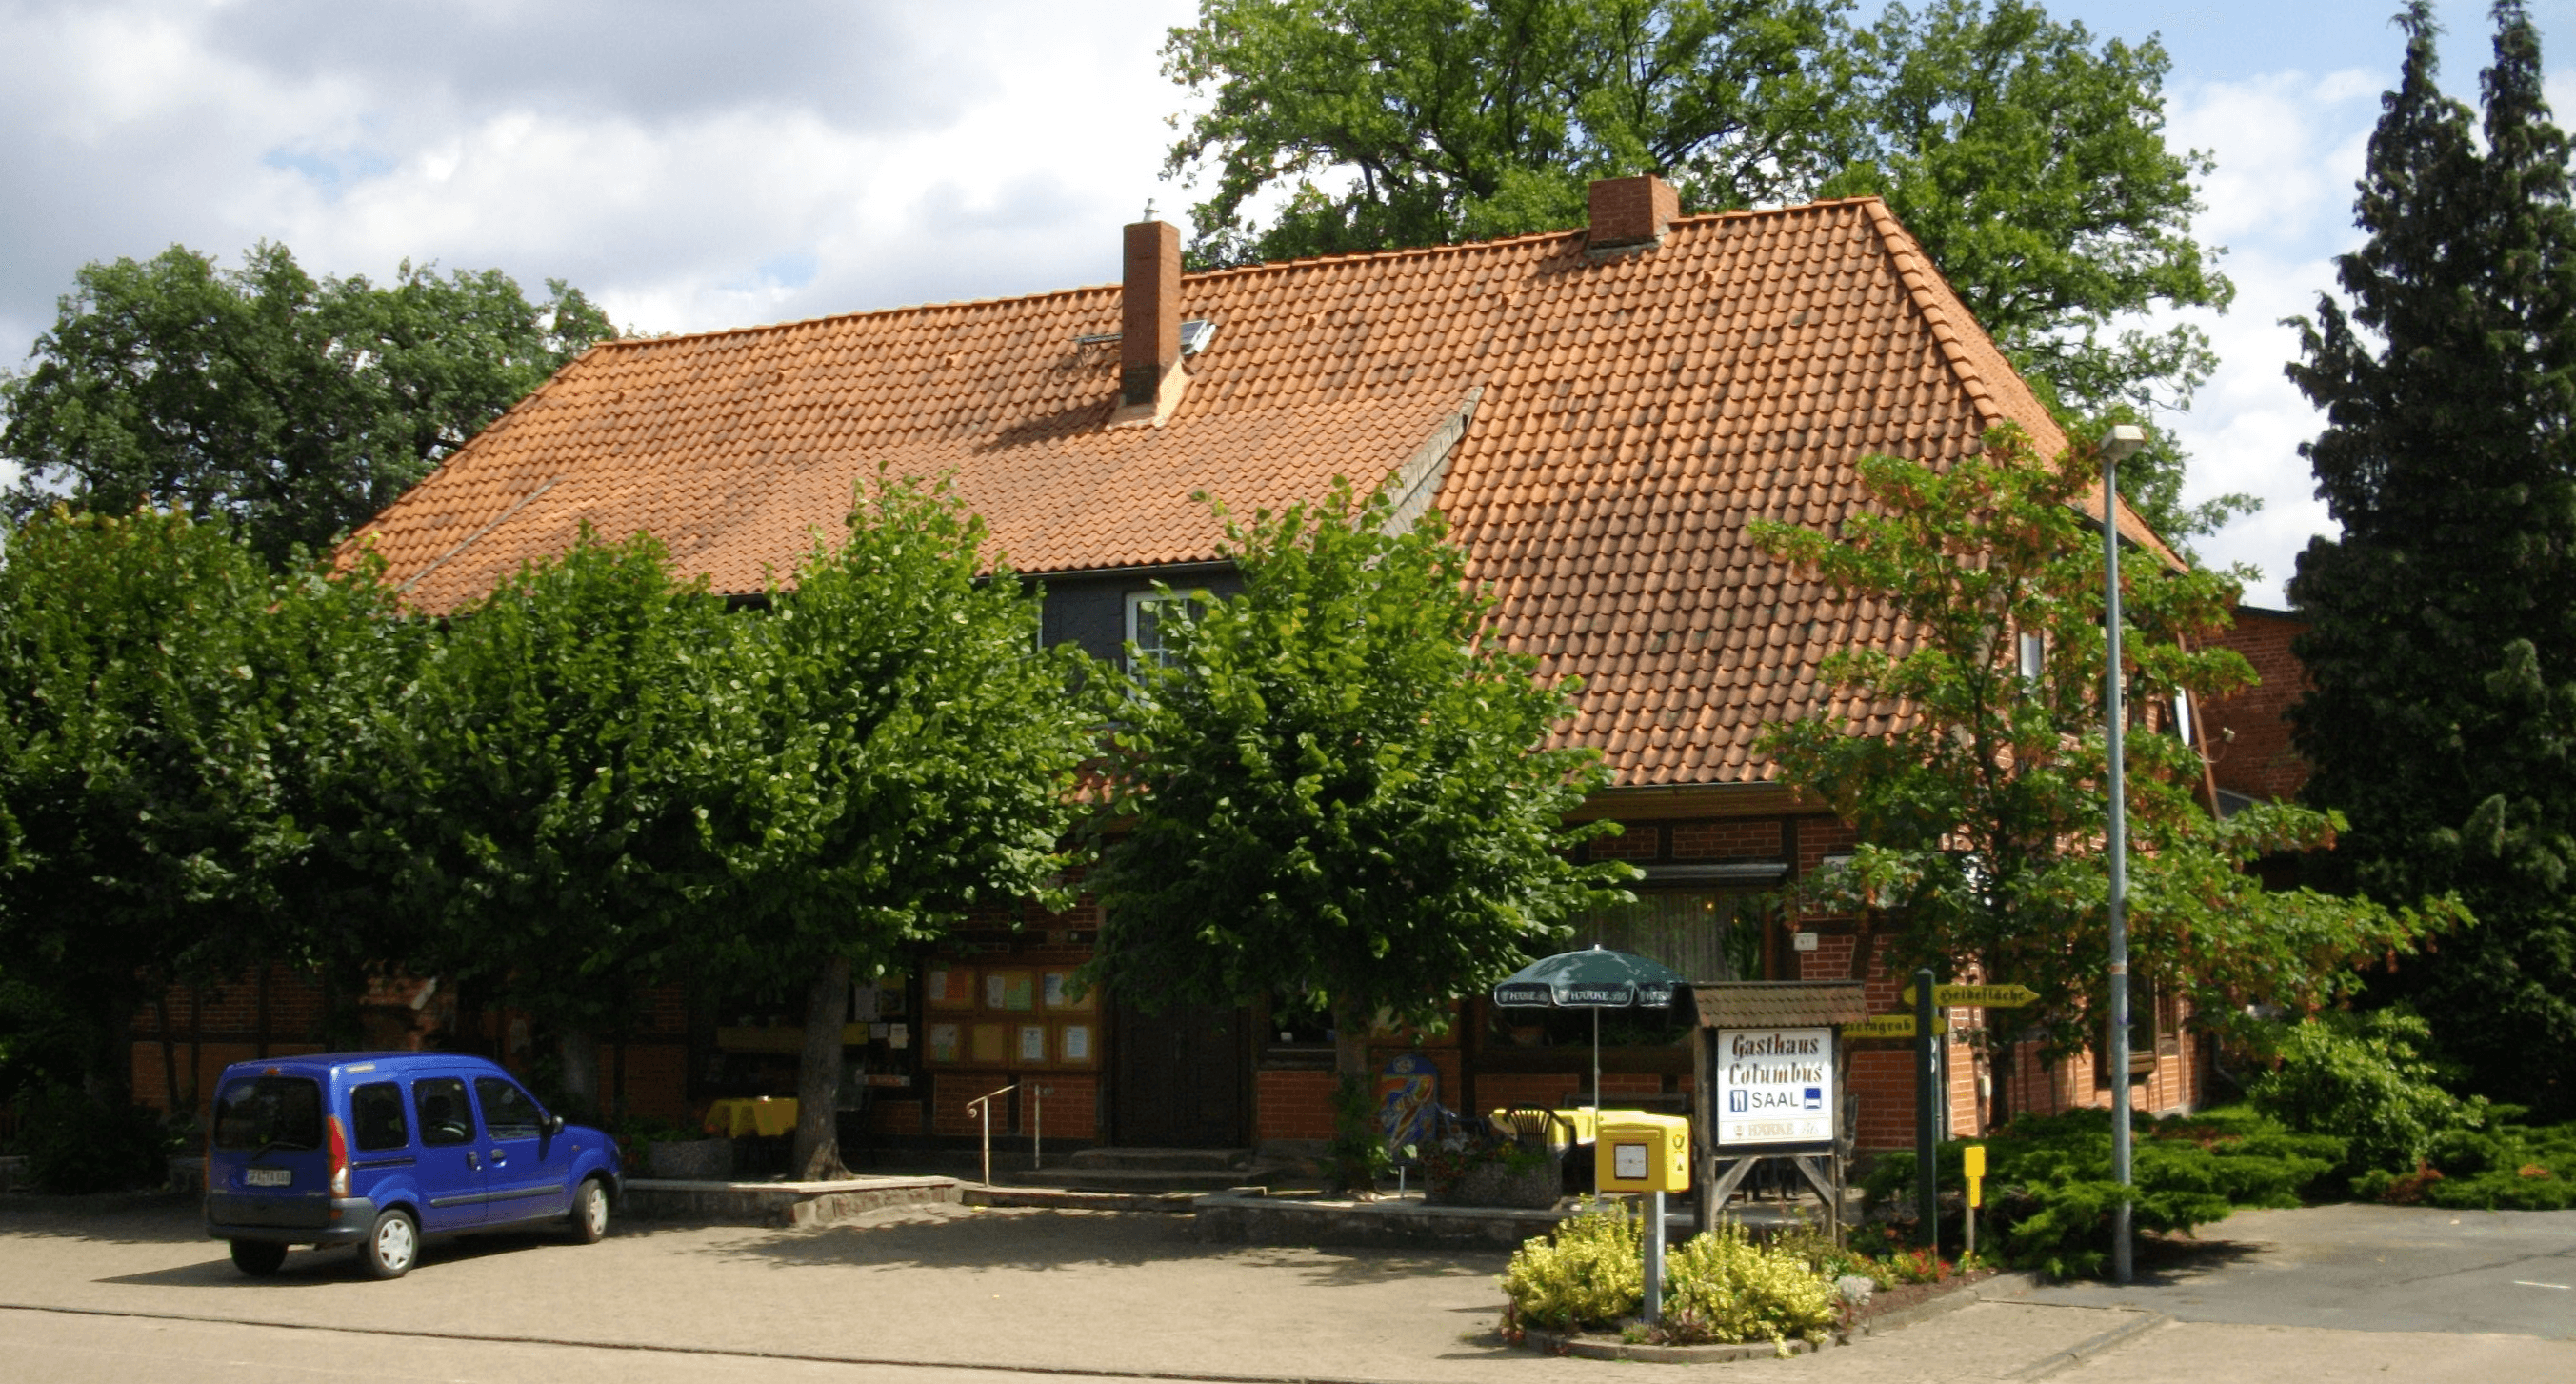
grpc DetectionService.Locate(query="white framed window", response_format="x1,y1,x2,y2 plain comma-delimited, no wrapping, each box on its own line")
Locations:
2016,631,2047,689
1125,590,1209,671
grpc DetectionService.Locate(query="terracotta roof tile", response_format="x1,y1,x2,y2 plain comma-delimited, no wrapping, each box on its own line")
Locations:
354,196,2168,788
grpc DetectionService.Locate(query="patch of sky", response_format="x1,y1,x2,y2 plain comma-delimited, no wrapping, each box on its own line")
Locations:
260,145,397,194
723,251,818,295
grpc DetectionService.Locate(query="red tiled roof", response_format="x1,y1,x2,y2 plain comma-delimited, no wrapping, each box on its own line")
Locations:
353,195,2171,787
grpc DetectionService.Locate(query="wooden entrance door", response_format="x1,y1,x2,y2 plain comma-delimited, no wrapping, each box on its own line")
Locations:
1111,1000,1248,1147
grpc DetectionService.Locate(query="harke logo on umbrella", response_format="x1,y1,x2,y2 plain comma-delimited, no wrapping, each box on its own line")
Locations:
1489,946,1683,1009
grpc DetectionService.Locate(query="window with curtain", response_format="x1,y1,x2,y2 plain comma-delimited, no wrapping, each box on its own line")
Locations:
1568,891,1764,982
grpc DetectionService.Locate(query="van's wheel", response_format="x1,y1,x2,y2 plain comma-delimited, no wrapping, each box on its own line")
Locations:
229,1240,287,1276
568,1176,609,1244
363,1208,418,1280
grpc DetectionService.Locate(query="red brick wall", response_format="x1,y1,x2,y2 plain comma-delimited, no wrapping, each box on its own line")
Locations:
2202,607,2309,802
1475,1073,1586,1113
1671,819,1784,859
1256,1070,1337,1141
1591,822,1662,859
1796,817,1858,874
931,1072,1017,1138
1028,1074,1098,1141
921,1072,1090,1140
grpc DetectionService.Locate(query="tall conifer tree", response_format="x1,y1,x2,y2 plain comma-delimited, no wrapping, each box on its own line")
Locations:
2288,1,2576,1113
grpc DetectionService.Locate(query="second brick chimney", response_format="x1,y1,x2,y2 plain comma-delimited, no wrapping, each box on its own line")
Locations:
1588,174,1679,253
1122,219,1182,409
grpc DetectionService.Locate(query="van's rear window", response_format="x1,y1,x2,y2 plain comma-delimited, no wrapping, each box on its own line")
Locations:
212,1076,323,1152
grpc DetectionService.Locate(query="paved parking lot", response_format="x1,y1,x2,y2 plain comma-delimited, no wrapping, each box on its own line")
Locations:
0,1193,2565,1383
2021,1203,2576,1337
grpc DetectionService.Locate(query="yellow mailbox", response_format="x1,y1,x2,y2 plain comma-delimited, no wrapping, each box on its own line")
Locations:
1594,1112,1691,1193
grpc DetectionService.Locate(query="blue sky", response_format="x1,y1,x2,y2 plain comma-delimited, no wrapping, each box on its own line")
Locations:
1,1,2570,602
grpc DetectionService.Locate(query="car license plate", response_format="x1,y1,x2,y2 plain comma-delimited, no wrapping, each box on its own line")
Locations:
244,1167,291,1187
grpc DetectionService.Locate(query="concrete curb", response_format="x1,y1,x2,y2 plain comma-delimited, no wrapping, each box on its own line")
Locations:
2005,1310,2169,1381
1519,1327,1819,1363
1854,1269,2044,1336
621,1175,962,1228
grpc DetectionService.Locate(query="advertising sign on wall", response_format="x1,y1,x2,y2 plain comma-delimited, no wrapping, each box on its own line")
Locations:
1713,1027,1834,1148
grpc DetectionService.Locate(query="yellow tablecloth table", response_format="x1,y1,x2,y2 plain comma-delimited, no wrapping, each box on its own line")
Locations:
703,1096,799,1138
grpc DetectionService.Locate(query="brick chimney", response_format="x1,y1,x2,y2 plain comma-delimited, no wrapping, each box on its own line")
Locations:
1588,174,1679,252
1122,219,1181,407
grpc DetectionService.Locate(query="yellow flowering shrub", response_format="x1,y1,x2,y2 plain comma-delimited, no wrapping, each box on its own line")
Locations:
1660,1223,1838,1346
1499,1208,1642,1331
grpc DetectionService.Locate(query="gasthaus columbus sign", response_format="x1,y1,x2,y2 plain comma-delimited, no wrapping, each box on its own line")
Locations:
1714,1027,1834,1147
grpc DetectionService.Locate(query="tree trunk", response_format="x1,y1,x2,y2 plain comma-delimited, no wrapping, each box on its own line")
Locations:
556,1028,600,1118
1332,994,1371,1085
1327,994,1379,1198
154,995,181,1123
792,956,852,1180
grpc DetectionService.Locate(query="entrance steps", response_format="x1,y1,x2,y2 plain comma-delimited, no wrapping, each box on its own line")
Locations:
998,1146,1299,1193
1068,1147,1255,1172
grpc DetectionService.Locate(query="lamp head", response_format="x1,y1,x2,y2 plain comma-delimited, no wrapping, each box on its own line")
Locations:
2101,424,2148,462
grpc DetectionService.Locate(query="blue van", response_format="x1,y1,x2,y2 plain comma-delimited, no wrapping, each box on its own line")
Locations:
204,1052,622,1279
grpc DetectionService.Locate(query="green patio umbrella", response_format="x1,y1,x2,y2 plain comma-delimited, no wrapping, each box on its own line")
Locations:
1490,945,1685,1113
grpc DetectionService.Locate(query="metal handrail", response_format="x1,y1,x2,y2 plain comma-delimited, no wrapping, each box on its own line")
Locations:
963,1082,1048,1186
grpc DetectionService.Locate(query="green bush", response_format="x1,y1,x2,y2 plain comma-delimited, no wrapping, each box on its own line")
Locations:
2389,1117,2576,1210
1865,1107,2340,1279
2247,1010,2488,1183
22,1086,180,1193
1501,1207,1642,1331
1659,1223,1838,1347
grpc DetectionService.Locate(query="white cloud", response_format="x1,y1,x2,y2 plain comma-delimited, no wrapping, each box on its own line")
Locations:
2156,68,2387,607
0,0,1203,355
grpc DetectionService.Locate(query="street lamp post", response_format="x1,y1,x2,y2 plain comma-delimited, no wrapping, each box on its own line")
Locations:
2100,423,2147,1286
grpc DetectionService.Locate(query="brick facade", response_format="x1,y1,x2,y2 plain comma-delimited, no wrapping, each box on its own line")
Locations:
2202,606,2310,803
133,805,2215,1155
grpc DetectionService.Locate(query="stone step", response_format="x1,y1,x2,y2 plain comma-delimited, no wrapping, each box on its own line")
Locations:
1001,1164,1285,1192
961,1185,1203,1214
1065,1146,1255,1172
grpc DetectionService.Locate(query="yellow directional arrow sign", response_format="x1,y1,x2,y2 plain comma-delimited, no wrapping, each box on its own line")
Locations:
1841,1013,1949,1040
1898,982,2039,1008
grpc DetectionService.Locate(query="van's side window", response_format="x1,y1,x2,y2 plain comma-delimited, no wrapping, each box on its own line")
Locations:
414,1077,475,1147
351,1081,409,1152
474,1077,543,1141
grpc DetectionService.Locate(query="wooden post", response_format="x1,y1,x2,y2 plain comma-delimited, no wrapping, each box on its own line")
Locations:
1692,1026,1717,1238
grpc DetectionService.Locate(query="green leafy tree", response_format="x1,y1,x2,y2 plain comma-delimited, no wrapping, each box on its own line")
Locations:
2286,1,2576,1115
383,530,735,1113
695,476,1101,1178
1082,480,1631,1187
2,242,614,566
1819,0,2238,538
1750,426,2464,1127
1164,0,1852,261
0,509,409,1106
1160,1,2231,537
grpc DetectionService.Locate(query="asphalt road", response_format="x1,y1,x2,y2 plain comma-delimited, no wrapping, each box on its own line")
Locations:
2018,1203,2576,1337
0,1193,2567,1383
0,1308,1093,1384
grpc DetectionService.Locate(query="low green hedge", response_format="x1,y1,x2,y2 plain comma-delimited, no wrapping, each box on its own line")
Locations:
1863,1107,2341,1278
